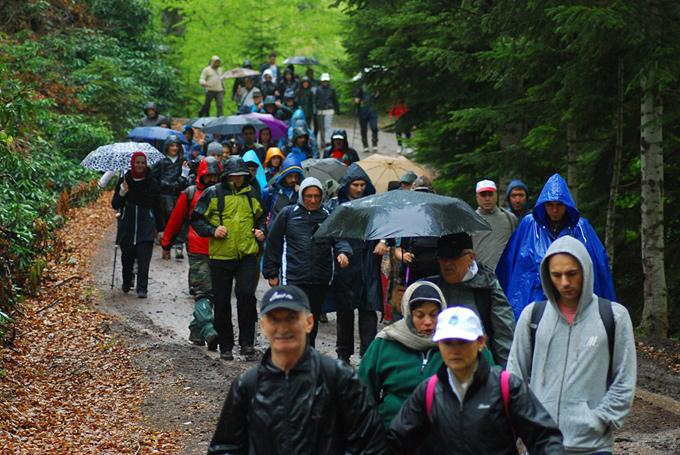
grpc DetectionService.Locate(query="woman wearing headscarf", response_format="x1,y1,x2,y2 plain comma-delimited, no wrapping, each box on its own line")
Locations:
359,281,447,429
112,152,163,298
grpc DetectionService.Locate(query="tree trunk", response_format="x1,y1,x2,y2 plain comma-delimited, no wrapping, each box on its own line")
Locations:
605,57,624,266
567,123,578,204
639,66,668,339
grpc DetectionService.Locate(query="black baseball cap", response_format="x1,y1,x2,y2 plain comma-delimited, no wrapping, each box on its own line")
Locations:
437,232,473,259
260,285,310,314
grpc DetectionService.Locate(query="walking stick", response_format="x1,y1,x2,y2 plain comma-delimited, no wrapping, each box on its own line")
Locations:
111,244,118,289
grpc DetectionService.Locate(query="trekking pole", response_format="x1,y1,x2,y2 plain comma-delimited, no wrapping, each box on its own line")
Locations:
111,244,117,289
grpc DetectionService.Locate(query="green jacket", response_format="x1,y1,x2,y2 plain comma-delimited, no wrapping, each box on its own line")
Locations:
359,337,442,427
191,182,265,260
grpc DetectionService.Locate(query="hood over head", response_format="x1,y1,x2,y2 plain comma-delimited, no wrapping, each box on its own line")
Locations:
274,153,305,185
196,156,222,189
506,179,529,209
298,177,324,205
242,149,267,189
207,141,223,157
144,101,159,117
337,162,376,201
262,68,273,81
293,127,309,140
540,235,594,314
264,147,285,168
533,173,579,228
162,135,183,156
182,124,194,135
210,55,221,65
330,129,349,149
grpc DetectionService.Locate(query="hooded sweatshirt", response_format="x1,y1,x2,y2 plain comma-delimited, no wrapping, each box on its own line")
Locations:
505,179,530,218
161,158,220,255
507,236,636,454
139,102,170,127
496,174,616,319
199,57,225,92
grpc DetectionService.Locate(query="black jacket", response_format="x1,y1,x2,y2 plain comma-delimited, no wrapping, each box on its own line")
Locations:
263,203,352,285
151,156,189,196
208,347,389,455
388,356,564,455
111,172,163,245
315,85,340,112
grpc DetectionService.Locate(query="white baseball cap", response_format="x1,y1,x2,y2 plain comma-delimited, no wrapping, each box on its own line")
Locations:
432,307,484,342
475,179,497,193
320,73,331,81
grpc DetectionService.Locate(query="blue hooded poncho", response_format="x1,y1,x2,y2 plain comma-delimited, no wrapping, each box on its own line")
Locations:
496,173,616,319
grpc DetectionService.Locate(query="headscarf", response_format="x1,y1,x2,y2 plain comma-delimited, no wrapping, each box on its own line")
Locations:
376,281,447,351
130,151,148,179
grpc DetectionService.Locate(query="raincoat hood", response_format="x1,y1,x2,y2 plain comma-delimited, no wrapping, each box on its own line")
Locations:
262,68,273,82
196,156,221,190
298,177,324,203
264,147,285,168
506,179,529,210
533,173,579,228
182,124,194,135
330,129,349,150
143,102,159,117
162,135,183,156
540,235,594,317
274,154,305,186
242,149,267,190
337,163,376,202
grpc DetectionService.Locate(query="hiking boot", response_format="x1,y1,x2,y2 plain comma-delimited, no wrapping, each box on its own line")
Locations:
220,350,234,361
371,145,378,153
363,147,370,153
338,355,351,364
137,290,147,299
240,345,259,361
206,334,218,352
174,247,184,261
189,334,205,346
121,283,131,294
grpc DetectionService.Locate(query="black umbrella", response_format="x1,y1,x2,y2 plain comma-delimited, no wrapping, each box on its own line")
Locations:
202,115,265,136
314,190,490,240
283,56,321,65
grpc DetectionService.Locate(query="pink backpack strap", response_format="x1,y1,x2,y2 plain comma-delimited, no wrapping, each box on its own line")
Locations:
425,374,439,419
500,370,511,418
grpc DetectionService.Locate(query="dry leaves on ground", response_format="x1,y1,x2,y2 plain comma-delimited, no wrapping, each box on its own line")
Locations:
0,191,180,454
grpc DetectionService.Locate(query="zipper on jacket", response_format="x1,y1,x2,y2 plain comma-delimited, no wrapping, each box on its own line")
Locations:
556,324,573,425
420,350,432,373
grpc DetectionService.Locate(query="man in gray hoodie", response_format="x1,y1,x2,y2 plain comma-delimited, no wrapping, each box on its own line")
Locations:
507,235,636,454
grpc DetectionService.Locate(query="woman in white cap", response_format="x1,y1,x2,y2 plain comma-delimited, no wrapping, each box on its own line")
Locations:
388,306,565,454
359,281,448,430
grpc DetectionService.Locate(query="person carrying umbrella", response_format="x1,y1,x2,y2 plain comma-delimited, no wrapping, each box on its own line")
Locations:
111,152,163,298
263,177,352,347
387,306,564,454
191,157,267,361
325,163,387,362
161,157,222,349
323,129,359,164
151,136,191,260
199,55,225,117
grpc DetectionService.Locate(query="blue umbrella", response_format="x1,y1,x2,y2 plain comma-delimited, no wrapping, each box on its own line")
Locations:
127,126,188,144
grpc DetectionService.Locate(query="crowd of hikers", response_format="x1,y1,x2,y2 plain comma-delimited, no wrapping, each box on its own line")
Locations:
111,53,637,454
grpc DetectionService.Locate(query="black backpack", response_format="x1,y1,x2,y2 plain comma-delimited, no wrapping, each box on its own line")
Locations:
529,297,615,386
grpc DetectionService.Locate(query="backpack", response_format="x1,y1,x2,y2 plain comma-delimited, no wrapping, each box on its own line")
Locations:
529,298,615,386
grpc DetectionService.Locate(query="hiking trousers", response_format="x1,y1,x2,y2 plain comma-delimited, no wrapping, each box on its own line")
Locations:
120,240,153,293
199,90,224,117
295,283,328,348
188,253,216,341
359,107,378,148
336,309,378,360
209,255,259,353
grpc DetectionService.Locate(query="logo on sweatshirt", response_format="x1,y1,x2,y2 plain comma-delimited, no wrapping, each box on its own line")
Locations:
586,336,598,347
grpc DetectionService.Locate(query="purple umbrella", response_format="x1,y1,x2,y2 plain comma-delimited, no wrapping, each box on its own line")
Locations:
244,113,288,141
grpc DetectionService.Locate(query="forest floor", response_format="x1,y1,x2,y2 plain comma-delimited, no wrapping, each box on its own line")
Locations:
2,120,680,453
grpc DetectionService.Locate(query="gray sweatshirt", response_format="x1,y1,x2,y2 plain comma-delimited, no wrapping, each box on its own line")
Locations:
507,236,636,454
471,206,517,270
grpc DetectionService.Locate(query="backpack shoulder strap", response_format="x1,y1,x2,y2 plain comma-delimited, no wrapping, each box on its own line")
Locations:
529,300,547,378
500,370,511,417
425,374,439,420
597,297,616,387
183,185,197,219
216,183,225,226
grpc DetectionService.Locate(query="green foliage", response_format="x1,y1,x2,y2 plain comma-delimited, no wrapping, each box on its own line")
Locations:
149,0,348,115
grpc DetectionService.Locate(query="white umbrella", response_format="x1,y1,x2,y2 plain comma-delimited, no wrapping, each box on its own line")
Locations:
81,142,164,172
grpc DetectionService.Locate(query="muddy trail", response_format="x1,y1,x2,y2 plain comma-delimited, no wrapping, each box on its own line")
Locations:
90,120,680,453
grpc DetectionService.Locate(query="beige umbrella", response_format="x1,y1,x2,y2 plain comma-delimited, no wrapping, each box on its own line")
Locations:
357,153,435,193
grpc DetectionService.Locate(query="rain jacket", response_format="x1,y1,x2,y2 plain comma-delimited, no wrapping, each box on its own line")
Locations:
268,154,305,222
325,163,383,312
507,236,636,454
388,355,564,455
139,101,170,127
161,158,218,255
287,120,319,159
199,58,224,92
190,180,266,261
181,124,202,161
323,129,360,164
426,265,515,368
241,150,267,202
496,174,616,319
151,137,189,197
111,171,163,245
263,179,353,286
208,346,389,454
505,179,530,218
315,84,340,112
263,147,285,181
296,79,315,124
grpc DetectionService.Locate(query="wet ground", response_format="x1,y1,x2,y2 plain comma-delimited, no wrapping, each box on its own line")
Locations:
91,118,680,453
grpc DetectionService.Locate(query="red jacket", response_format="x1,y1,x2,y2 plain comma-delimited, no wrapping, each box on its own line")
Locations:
161,159,216,255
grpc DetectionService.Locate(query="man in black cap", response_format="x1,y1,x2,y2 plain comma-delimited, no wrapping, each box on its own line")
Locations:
425,232,515,367
208,285,388,454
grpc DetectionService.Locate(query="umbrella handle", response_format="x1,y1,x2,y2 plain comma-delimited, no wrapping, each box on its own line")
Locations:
405,266,411,286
